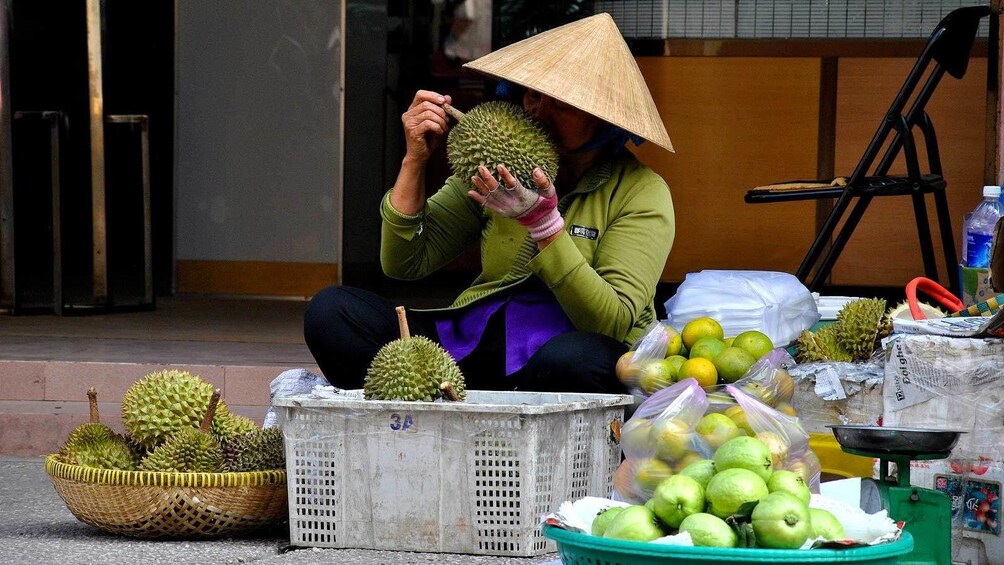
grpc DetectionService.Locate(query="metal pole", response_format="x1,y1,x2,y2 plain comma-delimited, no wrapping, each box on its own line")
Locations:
86,0,107,302
0,0,14,311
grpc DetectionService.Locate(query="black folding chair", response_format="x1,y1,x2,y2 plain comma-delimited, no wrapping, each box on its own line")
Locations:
745,6,991,296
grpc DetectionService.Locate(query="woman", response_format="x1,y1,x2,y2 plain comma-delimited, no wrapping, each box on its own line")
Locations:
304,13,675,393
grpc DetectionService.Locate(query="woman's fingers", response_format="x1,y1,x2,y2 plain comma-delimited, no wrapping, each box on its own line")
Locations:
409,90,451,110
467,190,488,207
496,164,518,189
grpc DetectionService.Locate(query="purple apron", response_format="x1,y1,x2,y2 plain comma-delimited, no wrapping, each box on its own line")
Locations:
435,287,576,376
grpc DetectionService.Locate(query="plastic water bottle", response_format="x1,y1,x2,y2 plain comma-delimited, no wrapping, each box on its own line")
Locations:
962,185,1003,268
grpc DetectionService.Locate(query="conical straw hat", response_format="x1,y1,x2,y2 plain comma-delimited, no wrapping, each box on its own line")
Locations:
464,13,674,153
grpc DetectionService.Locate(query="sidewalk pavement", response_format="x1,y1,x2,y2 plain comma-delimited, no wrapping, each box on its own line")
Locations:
0,457,557,565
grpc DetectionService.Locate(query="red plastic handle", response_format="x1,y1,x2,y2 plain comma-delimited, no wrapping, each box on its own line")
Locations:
904,277,964,319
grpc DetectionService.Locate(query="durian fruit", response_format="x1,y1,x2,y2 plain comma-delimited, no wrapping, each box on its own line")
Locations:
444,101,558,189
794,326,852,364
139,389,225,473
59,388,138,470
364,307,466,402
212,411,260,444
121,369,230,450
886,300,947,321
224,427,285,472
834,298,887,361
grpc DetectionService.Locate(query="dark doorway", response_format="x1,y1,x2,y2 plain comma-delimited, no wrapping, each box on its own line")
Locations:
6,0,174,312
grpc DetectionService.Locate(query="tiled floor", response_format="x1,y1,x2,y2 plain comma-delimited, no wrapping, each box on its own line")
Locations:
0,295,313,365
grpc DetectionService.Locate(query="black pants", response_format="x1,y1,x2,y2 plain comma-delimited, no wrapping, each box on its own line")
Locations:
303,285,629,394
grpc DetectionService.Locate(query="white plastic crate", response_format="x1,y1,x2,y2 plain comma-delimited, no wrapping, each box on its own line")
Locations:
273,390,632,557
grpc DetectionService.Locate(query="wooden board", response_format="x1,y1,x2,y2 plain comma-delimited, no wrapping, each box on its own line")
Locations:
177,260,338,298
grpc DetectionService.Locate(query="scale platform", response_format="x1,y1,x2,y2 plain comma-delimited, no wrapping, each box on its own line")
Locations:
828,425,965,565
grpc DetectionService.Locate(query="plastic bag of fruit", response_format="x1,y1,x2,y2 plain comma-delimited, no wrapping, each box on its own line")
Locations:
726,383,822,492
615,321,681,396
704,349,796,416
614,379,713,503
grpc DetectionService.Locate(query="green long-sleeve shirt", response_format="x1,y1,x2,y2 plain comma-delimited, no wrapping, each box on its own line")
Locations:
380,151,675,346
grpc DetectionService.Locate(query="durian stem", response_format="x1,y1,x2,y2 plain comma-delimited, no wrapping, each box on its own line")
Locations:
396,306,410,341
201,389,222,433
442,103,465,122
87,387,99,423
440,382,461,402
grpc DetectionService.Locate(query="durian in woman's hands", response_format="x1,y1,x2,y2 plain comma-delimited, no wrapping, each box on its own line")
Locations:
364,307,466,402
445,101,558,190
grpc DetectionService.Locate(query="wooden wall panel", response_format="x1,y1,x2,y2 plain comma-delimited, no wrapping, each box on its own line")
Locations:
635,57,822,282
831,58,988,287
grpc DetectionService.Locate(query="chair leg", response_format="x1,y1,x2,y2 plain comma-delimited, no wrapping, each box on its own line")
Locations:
797,192,855,286
911,191,939,284
809,196,873,290
933,187,960,297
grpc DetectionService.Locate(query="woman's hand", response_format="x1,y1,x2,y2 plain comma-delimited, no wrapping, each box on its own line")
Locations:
468,164,564,242
401,90,453,164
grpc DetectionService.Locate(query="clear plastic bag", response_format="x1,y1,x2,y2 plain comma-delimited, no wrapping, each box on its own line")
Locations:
664,270,821,346
616,321,675,396
726,383,822,492
614,379,713,503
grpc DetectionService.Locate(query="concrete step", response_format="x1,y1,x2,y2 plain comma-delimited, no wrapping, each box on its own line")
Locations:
0,359,319,456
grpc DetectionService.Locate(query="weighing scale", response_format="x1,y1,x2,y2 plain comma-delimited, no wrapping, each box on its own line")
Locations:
829,425,965,565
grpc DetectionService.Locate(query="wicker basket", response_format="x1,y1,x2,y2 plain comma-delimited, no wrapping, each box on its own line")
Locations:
45,455,288,539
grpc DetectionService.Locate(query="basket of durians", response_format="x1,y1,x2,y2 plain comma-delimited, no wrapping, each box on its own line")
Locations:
45,370,288,539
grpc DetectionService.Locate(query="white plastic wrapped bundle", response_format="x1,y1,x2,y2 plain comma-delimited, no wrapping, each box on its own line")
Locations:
664,270,821,346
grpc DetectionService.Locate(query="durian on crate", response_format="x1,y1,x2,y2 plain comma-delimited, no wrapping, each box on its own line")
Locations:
273,390,632,557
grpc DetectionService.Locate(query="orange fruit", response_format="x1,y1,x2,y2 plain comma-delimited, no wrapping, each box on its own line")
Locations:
615,351,640,387
732,330,774,360
713,347,757,383
689,337,727,361
638,359,677,395
682,317,725,349
663,323,684,356
773,368,795,404
678,357,719,389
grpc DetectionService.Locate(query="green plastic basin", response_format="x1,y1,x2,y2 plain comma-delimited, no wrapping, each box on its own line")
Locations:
543,525,914,565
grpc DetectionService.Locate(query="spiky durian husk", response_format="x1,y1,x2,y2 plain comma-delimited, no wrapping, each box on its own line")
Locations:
224,428,285,472
121,370,231,450
363,336,466,401
61,423,117,454
138,427,224,473
59,426,138,470
795,326,852,363
212,412,260,444
446,101,558,189
835,298,887,361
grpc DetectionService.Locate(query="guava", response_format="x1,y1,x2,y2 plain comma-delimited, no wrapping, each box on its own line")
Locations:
678,459,716,489
756,431,789,469
651,474,706,529
751,491,812,549
632,457,674,494
678,512,738,548
695,412,741,449
809,508,845,541
713,436,774,481
590,506,624,537
673,451,707,472
649,418,694,462
602,504,665,542
705,468,769,518
619,417,654,458
767,470,811,504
